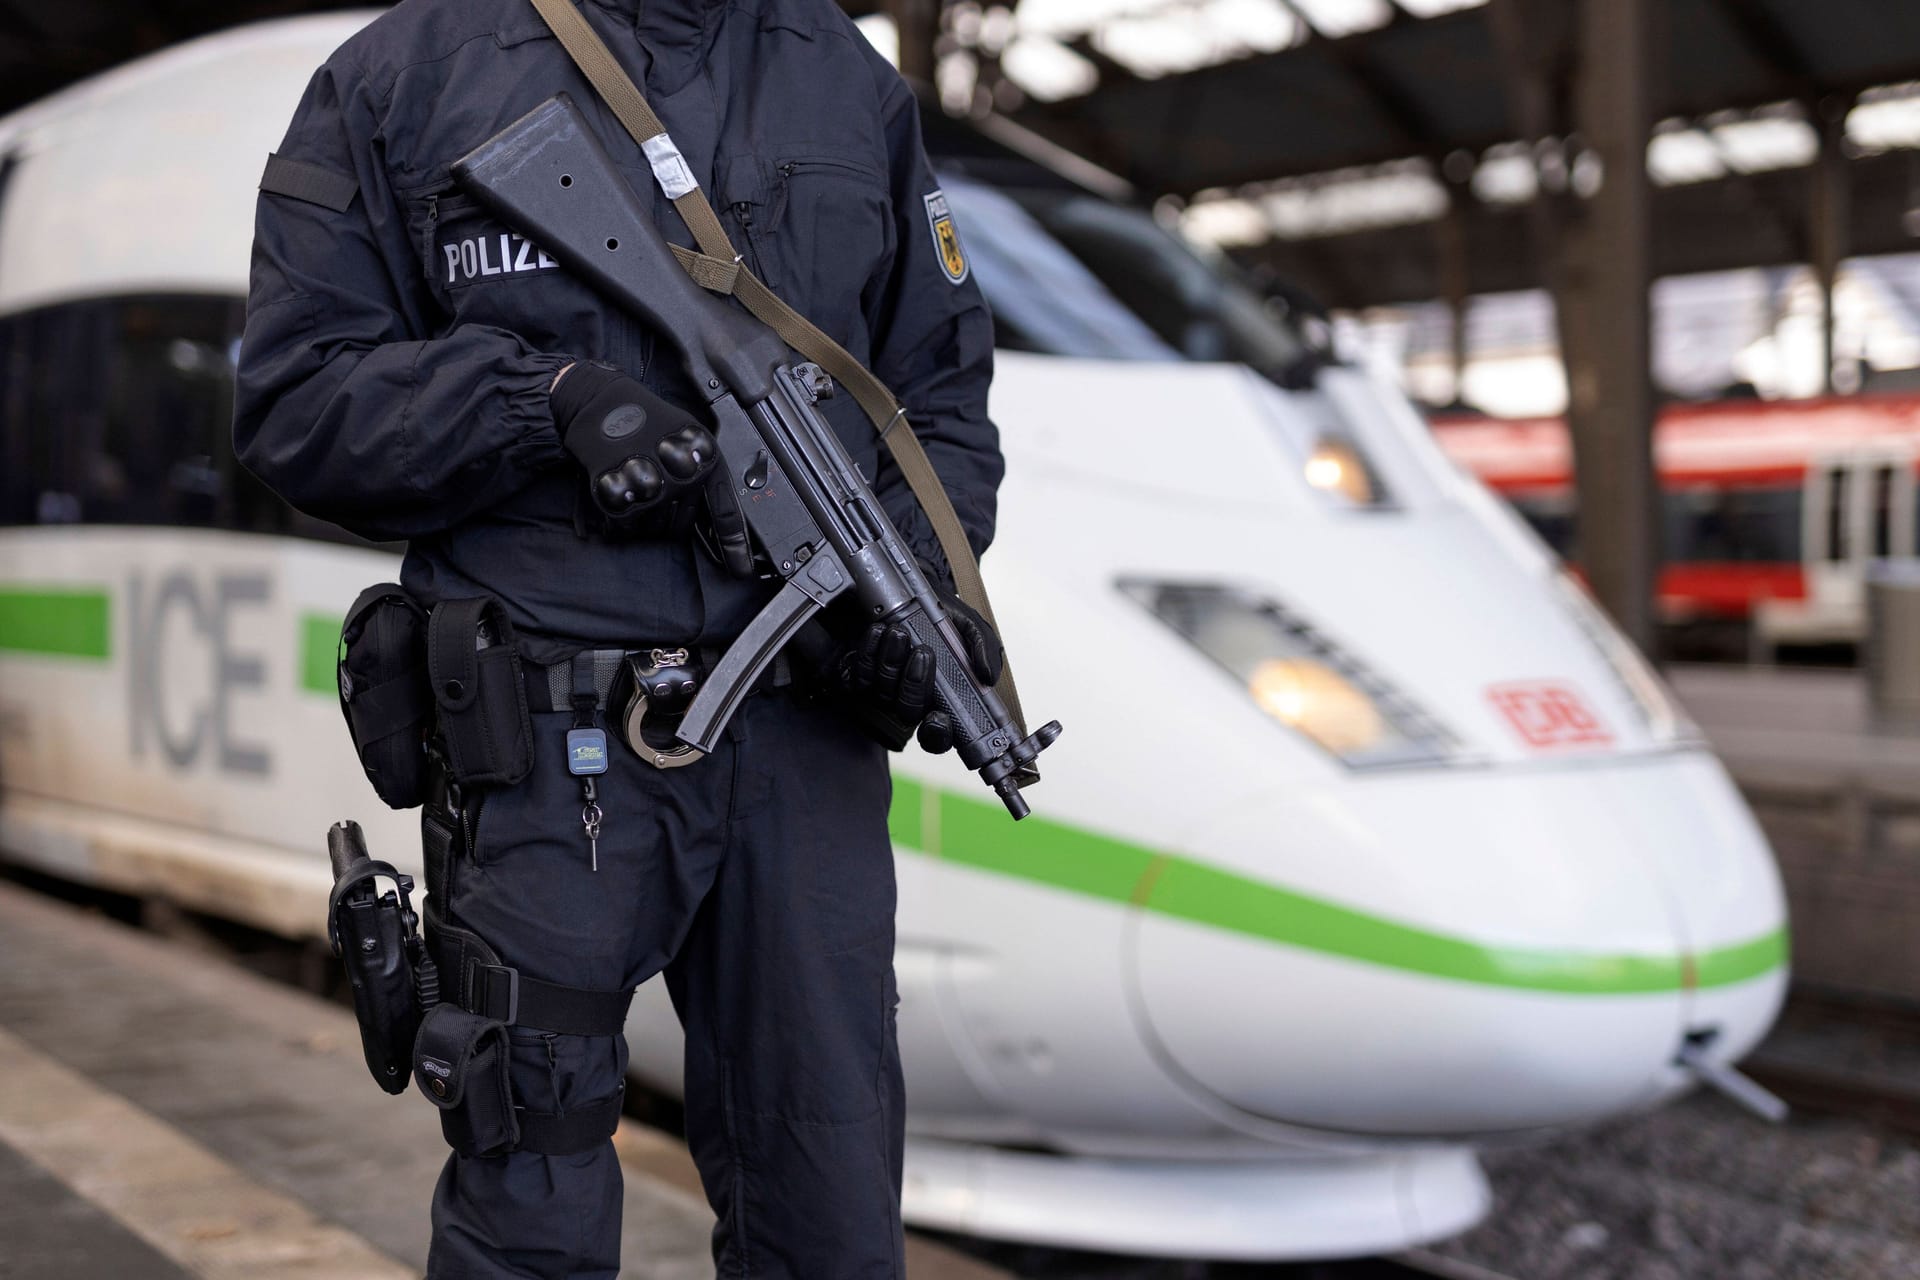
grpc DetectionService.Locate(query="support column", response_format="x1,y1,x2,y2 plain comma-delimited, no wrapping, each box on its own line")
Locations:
1564,0,1657,650
1436,172,1474,407
1812,102,1852,395
888,0,940,85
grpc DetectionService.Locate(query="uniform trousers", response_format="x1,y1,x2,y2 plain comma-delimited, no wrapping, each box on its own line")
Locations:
422,688,905,1278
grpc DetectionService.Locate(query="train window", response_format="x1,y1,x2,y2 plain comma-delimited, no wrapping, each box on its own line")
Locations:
1509,494,1577,558
938,178,1177,361
1023,193,1323,386
1663,487,1802,565
940,176,1329,386
1872,464,1896,559
0,294,354,543
1826,468,1849,563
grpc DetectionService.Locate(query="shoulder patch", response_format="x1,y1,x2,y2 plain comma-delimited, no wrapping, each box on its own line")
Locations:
259,153,359,213
924,190,969,285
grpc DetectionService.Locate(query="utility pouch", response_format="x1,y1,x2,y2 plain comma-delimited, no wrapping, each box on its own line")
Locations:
327,821,437,1094
413,1003,520,1157
338,584,433,809
428,597,534,788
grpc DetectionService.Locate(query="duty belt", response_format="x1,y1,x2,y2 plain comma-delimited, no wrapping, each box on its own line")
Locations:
521,646,793,714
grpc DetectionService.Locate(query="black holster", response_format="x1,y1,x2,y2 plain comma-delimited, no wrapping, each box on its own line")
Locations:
326,821,437,1094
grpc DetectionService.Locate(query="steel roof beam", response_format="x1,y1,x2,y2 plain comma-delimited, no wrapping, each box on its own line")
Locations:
1707,0,1818,98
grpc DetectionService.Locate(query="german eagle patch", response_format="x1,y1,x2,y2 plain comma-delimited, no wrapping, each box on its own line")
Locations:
924,190,969,285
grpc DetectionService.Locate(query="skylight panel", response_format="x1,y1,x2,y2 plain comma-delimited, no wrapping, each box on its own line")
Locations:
1849,85,1920,154
1285,0,1394,38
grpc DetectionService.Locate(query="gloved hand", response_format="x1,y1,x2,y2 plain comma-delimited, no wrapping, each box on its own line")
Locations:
838,566,1003,754
550,362,721,534
914,577,1003,754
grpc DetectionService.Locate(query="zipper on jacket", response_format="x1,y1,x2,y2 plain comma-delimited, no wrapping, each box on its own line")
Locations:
729,200,762,277
778,156,881,181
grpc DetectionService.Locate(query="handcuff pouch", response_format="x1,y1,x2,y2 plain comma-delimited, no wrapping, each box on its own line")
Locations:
413,1003,520,1158
337,585,433,808
427,597,533,788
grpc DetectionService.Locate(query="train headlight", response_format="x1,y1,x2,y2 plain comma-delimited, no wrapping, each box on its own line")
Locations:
1303,436,1381,506
1247,658,1389,756
1553,572,1701,745
1121,581,1462,768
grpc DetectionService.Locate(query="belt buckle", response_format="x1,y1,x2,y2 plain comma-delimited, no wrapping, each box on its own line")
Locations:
474,962,520,1025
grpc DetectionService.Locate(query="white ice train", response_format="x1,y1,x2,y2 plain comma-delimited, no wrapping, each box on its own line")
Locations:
0,14,1788,1261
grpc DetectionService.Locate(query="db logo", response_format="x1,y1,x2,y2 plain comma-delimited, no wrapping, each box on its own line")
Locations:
1487,682,1613,751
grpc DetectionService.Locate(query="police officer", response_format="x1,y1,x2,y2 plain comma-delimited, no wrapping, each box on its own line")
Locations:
233,0,1001,1272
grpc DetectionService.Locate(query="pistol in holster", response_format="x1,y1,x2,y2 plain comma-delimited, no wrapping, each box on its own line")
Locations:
326,820,439,1095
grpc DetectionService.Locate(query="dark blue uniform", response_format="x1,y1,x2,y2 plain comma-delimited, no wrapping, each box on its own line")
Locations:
234,0,1001,1273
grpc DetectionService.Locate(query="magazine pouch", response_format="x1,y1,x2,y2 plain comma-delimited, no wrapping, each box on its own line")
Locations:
427,597,533,788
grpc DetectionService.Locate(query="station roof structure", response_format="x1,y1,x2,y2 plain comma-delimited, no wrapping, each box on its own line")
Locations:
992,0,1920,307
1011,0,1920,193
3,0,1920,308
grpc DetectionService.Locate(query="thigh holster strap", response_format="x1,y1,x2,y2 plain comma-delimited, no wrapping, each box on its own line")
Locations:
427,914,634,1038
517,1084,626,1156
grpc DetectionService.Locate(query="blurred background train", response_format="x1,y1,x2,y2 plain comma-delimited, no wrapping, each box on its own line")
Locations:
1435,392,1920,658
0,12,1789,1263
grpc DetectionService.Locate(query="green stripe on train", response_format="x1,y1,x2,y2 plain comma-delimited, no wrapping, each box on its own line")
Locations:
281,621,1786,993
0,588,111,659
299,612,343,696
890,776,1788,995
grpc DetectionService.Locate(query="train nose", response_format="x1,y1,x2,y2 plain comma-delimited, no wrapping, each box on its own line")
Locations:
1124,751,1788,1137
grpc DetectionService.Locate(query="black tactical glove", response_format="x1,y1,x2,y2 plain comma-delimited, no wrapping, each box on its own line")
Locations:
913,578,1003,754
551,362,722,535
838,566,1003,755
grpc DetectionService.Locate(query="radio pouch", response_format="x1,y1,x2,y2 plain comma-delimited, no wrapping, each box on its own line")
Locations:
427,597,534,788
413,1003,520,1157
337,585,433,809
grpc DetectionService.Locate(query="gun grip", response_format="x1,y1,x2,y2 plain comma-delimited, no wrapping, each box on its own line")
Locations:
328,820,369,881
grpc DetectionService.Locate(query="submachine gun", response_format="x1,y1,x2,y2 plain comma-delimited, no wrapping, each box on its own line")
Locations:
454,95,1061,818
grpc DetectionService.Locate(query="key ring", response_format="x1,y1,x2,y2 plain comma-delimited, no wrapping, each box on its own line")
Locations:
582,800,603,834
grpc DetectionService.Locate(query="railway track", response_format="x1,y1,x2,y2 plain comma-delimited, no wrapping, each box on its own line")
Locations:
1741,989,1920,1136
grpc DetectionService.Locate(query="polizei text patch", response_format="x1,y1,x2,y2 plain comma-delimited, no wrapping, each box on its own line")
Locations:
441,231,558,284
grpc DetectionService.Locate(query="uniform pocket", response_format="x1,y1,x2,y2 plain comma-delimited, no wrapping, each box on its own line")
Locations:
725,150,892,337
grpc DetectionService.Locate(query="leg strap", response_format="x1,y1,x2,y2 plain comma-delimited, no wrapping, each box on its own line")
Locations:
516,1084,626,1156
427,911,634,1037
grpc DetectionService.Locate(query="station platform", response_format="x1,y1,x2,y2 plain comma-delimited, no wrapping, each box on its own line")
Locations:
1668,663,1920,796
0,879,1006,1280
1669,664,1920,1004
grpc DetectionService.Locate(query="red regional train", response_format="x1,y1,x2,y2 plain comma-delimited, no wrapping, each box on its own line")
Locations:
1432,391,1920,654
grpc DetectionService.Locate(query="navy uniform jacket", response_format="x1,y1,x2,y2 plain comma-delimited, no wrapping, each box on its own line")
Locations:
234,0,1000,655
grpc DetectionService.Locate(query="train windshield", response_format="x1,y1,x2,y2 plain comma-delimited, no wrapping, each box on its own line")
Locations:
942,176,1324,384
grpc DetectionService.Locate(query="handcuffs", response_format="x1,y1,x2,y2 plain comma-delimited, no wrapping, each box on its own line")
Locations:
614,647,704,769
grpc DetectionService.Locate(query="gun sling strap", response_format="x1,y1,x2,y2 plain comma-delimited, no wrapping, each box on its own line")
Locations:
526,0,1027,732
